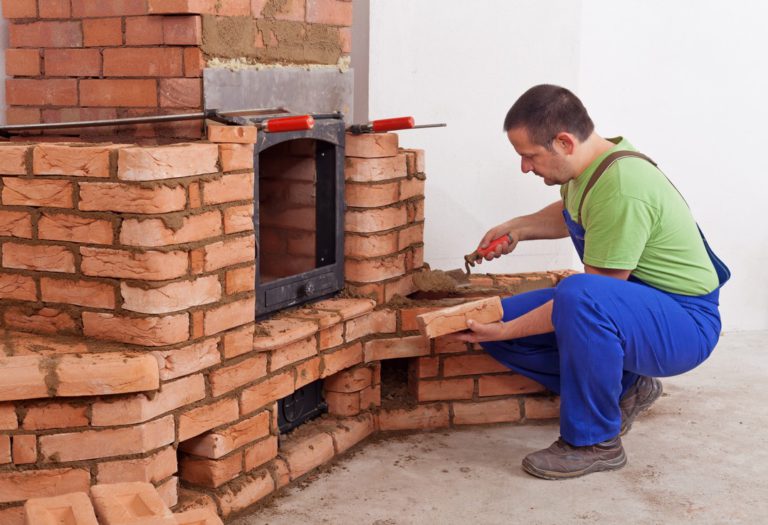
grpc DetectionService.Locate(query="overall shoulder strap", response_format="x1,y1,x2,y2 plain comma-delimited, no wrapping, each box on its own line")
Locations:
577,150,657,225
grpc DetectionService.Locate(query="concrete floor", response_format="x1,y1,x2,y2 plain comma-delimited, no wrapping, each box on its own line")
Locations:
232,331,768,525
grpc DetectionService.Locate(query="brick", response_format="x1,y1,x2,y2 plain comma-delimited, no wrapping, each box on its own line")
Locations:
0,145,29,175
329,413,374,454
344,309,396,341
345,206,407,233
92,374,205,426
345,132,398,158
410,356,439,379
78,182,187,213
24,493,99,525
363,335,428,362
81,247,188,280
243,434,277,471
321,342,363,378
38,213,114,244
90,482,174,525
156,476,178,509
215,470,273,518
0,403,18,429
83,17,123,46
0,434,9,464
104,47,182,77
312,298,375,320
417,297,504,339
197,235,255,273
2,243,74,273
11,434,36,464
118,143,218,181
416,378,473,402
478,374,546,396
152,338,220,380
33,143,116,178
83,312,189,346
97,447,177,486
5,107,40,125
56,353,160,397
202,172,254,204
346,253,406,283
162,15,202,45
204,297,256,336
183,47,205,77
252,318,318,351
2,0,36,17
125,15,164,45
0,212,31,240
0,506,23,524
222,324,255,359
443,354,509,377
6,48,40,76
0,468,90,504
295,356,321,389
179,397,239,441
434,338,467,355
38,0,71,17
344,231,398,258
400,305,441,332
2,177,73,208
44,48,102,76
325,390,360,416
525,396,561,420
345,154,406,183
0,272,36,301
319,323,344,350
207,125,257,144
174,508,224,525
120,210,222,247
400,177,425,201
378,403,450,431
306,0,352,25
80,79,157,107
148,0,218,14
282,432,334,480
290,308,342,329
209,354,268,397
40,416,173,462
270,336,316,372
345,181,400,208
181,411,269,459
180,452,241,488
240,370,293,414
324,367,371,393
225,266,255,296
398,223,424,250
121,276,221,315
219,143,253,172
402,148,426,174
72,0,147,17
9,20,81,47
361,384,380,409
214,0,249,15
3,306,76,335
23,403,87,430
453,398,521,425
159,77,202,108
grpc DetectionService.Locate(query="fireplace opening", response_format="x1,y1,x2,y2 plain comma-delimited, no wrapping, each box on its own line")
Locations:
277,379,327,434
254,116,346,317
381,358,416,408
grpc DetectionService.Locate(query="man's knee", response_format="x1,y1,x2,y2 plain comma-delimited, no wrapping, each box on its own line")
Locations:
553,273,598,307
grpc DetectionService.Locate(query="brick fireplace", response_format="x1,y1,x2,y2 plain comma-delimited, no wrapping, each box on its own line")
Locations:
0,1,564,523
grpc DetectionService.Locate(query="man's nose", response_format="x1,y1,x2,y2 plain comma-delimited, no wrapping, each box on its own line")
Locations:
521,158,532,173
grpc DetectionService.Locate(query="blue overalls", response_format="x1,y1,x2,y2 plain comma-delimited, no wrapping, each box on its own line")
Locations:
481,152,730,446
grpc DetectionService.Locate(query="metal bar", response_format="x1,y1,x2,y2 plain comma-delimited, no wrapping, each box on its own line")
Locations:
411,123,447,130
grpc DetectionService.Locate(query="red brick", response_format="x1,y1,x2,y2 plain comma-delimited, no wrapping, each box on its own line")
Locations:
224,266,254,297
215,470,273,518
0,212,30,240
346,253,406,283
81,247,188,280
378,403,449,431
121,276,221,315
453,398,522,425
525,396,560,420
181,452,242,488
38,212,113,245
411,356,439,379
0,468,90,504
83,17,123,46
196,235,255,273
40,416,173,462
325,390,360,416
9,20,81,47
22,402,88,430
403,148,426,174
2,435,12,463
345,181,400,208
125,15,164,45
2,178,73,208
252,317,318,351
321,342,363,378
34,143,116,178
2,243,74,273
319,323,344,350
152,338,220,380
5,107,40,125
24,493,98,525
204,296,255,336
0,272,36,301
179,397,239,441
400,177,425,201
183,47,205,77
434,338,468,355
78,182,187,213
159,77,202,108
182,411,269,459
56,352,160,397
312,298,375,320
0,145,29,175
207,125,257,144
306,0,352,25
243,434,277,471
148,0,218,15
2,0,36,17
220,324,254,359
408,198,425,222
360,384,380,409
398,222,424,250
345,133,398,158
363,335,428,362
478,374,546,396
174,507,222,525
97,446,177,484
345,206,407,233
240,370,293,414
443,354,509,377
209,354,268,397
202,172,254,204
329,413,374,454
6,78,77,106
72,0,147,16
344,309,396,341
120,210,221,247
270,336,316,372
0,403,18,429
282,432,334,480
90,482,174,525
4,306,76,334
118,143,218,181
40,277,115,309
44,48,101,77
83,311,189,346
80,79,157,107
162,15,202,44
11,434,36,464
38,0,71,17
216,144,251,173
104,47,182,77
345,154,406,183
5,49,40,76
416,378,474,402
92,374,205,426
417,297,503,339
344,231,397,258
295,356,321,389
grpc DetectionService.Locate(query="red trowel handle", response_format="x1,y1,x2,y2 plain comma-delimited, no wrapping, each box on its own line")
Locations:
371,116,415,132
476,233,513,258
263,115,315,133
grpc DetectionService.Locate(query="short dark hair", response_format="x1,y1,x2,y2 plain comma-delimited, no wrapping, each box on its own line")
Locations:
503,85,594,149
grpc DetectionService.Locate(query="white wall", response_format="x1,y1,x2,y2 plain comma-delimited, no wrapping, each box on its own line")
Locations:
369,0,768,331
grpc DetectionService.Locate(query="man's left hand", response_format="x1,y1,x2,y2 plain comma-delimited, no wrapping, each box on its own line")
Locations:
445,319,508,343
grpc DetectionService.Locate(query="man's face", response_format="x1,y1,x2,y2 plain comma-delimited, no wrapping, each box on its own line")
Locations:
507,127,575,186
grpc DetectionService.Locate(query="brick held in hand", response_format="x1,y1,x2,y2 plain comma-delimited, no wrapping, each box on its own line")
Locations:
416,296,504,339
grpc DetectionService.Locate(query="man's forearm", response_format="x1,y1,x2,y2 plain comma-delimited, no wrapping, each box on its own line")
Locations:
507,201,569,241
501,299,554,338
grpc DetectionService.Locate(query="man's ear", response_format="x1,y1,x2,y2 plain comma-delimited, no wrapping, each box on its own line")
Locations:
553,132,576,155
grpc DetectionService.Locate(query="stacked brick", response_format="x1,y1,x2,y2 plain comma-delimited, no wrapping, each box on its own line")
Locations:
2,0,353,138
344,132,426,302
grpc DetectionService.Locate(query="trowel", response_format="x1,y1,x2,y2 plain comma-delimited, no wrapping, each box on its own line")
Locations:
462,233,514,276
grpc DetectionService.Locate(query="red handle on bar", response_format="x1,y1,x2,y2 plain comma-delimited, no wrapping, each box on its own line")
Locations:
371,116,415,133
476,234,513,258
264,115,315,133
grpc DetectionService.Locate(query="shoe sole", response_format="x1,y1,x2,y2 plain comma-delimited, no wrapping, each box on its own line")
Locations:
619,379,663,436
521,449,627,480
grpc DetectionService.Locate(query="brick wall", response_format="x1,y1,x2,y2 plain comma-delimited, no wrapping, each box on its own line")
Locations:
2,0,353,139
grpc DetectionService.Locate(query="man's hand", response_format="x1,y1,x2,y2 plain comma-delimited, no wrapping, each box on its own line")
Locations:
476,224,519,263
445,319,509,343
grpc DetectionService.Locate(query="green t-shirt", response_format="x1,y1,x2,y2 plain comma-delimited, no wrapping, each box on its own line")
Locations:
561,138,718,296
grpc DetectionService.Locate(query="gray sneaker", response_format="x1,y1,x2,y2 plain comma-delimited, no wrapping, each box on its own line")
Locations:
620,376,663,436
522,436,627,480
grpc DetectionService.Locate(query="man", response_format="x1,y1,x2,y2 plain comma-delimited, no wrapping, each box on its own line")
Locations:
454,84,729,480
